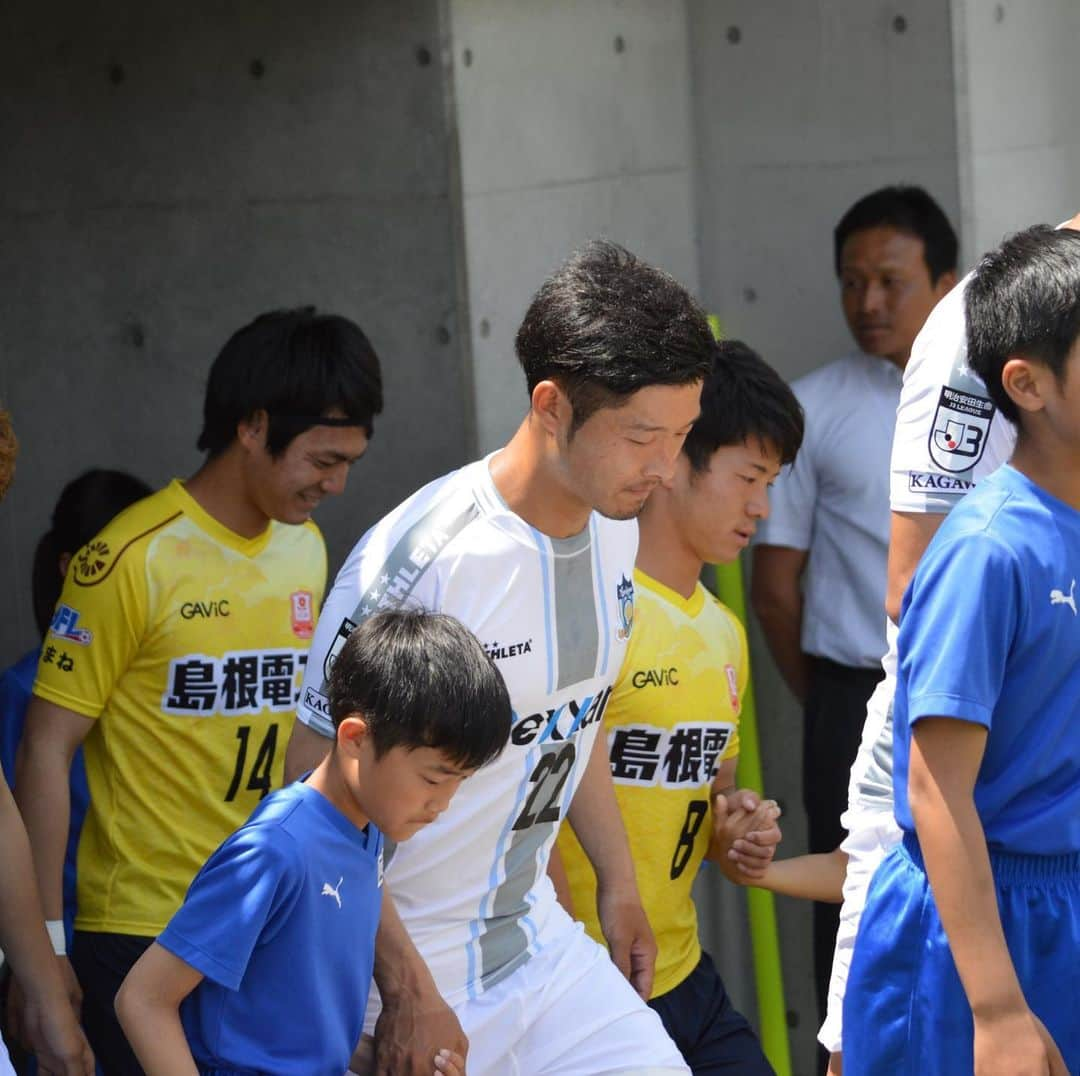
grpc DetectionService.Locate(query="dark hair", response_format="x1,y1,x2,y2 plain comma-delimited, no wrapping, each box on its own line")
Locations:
966,224,1080,425
515,240,714,432
834,185,958,283
32,469,152,635
682,340,803,472
197,307,384,458
327,609,511,770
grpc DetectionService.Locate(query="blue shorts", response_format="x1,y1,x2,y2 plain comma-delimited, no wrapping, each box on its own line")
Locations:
648,951,773,1075
844,834,1080,1075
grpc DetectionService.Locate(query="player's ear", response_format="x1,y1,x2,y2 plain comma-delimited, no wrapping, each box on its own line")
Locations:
1001,356,1047,415
237,409,270,452
336,714,372,758
531,380,571,439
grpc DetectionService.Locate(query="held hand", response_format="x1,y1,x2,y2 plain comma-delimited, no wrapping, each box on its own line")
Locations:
8,957,83,1051
434,1048,467,1076
597,885,657,1001
712,791,782,883
973,1009,1067,1076
373,988,468,1076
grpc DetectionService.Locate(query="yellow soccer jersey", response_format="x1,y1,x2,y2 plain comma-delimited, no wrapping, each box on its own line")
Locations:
34,480,326,936
557,568,744,998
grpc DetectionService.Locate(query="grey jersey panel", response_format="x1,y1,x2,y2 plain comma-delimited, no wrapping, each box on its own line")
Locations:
477,532,603,989
552,529,600,690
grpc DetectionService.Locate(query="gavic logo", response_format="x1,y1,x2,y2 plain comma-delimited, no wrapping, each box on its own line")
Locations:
631,667,679,689
180,600,230,619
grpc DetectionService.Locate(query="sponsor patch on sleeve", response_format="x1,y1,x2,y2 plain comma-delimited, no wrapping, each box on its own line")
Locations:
927,387,994,473
906,471,975,494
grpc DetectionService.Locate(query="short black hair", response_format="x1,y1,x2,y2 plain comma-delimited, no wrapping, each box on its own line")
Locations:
683,340,803,473
966,224,1080,425
32,469,152,635
327,609,512,771
197,307,384,458
834,185,958,283
515,240,714,432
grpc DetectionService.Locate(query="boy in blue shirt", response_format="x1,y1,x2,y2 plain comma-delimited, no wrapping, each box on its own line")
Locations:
115,609,511,1076
843,224,1080,1074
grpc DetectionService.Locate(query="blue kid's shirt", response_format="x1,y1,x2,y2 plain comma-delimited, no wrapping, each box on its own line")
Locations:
0,648,90,945
158,779,383,1076
893,464,1080,856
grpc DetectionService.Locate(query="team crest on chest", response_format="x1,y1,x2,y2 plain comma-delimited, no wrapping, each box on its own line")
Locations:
290,590,314,638
724,663,741,714
616,575,635,641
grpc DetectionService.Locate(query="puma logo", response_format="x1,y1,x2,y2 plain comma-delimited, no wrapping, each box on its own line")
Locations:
1050,579,1077,616
321,876,343,909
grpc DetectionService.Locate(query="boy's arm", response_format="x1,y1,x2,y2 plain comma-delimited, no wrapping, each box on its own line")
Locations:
909,717,1066,1075
746,849,846,903
0,778,93,1075
114,943,202,1076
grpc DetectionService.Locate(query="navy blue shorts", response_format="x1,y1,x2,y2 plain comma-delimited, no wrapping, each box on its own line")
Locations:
648,951,774,1075
844,834,1080,1075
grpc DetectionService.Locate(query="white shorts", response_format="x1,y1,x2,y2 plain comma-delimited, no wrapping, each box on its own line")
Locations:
817,806,902,1053
408,906,688,1076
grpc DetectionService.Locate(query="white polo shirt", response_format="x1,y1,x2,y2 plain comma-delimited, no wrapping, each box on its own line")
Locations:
755,351,901,670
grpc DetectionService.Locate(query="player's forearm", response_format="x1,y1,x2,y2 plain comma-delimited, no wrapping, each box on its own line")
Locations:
115,992,199,1076
748,850,847,903
565,737,637,893
372,886,440,1002
910,771,1026,1018
13,736,72,920
0,781,70,1004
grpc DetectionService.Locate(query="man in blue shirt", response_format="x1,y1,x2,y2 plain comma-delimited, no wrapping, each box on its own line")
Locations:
115,610,511,1076
843,224,1080,1074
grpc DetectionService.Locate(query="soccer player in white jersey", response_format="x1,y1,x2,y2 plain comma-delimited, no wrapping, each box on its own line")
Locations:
819,211,1080,1074
285,241,776,1076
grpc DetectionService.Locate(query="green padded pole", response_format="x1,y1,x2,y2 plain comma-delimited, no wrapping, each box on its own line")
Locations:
706,313,792,1075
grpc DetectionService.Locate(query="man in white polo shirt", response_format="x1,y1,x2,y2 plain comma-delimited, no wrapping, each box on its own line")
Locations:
751,185,957,1025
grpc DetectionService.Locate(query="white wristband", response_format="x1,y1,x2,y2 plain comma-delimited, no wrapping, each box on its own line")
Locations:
45,920,66,956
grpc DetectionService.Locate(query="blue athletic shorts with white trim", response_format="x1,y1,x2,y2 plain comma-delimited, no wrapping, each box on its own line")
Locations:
843,834,1080,1075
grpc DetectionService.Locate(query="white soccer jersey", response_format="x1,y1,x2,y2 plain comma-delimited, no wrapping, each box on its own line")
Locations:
297,456,638,1007
824,271,1018,1054
847,272,1016,816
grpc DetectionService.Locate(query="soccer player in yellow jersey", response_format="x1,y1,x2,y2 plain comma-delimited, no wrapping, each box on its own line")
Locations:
16,308,384,1075
556,340,804,1074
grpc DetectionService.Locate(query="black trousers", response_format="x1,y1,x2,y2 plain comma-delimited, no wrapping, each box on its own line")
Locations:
70,931,153,1076
802,656,884,1028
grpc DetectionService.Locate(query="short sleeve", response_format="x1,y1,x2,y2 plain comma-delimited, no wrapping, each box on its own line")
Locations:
157,826,302,990
755,387,816,551
723,614,748,762
297,524,445,738
32,541,147,719
898,531,1021,729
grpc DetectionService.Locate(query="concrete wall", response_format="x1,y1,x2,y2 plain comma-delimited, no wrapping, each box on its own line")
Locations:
0,0,471,666
951,0,1080,263
449,0,700,453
